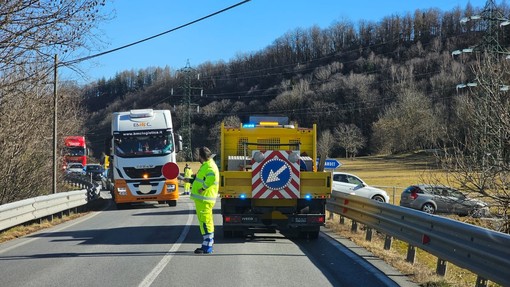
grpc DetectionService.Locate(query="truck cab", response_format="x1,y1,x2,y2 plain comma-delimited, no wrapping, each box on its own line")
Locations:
106,109,182,208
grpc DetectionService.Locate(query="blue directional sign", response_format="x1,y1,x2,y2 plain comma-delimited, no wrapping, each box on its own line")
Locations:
260,158,292,190
316,158,342,169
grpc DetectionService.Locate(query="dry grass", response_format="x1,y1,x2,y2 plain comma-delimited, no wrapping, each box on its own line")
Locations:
325,214,497,287
328,152,502,287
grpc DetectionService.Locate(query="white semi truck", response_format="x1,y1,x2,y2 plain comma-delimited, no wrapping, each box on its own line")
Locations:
105,109,182,208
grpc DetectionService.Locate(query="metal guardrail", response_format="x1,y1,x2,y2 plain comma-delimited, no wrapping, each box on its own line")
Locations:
0,175,100,232
326,193,510,287
0,190,87,231
63,174,101,199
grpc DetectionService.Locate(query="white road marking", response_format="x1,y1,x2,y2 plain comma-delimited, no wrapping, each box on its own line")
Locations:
138,202,193,287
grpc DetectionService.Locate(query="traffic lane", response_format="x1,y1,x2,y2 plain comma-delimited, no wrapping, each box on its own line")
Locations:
0,197,411,287
153,229,336,287
0,201,195,287
151,200,401,287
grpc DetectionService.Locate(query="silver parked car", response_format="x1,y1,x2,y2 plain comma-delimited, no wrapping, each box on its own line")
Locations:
332,172,390,203
400,184,489,217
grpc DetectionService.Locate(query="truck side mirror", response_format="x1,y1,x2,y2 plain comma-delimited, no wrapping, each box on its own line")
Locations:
174,133,183,153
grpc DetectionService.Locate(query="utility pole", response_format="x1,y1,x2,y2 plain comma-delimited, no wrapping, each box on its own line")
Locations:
52,54,58,194
178,60,202,161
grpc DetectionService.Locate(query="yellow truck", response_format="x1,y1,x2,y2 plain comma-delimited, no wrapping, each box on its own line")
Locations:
219,116,331,239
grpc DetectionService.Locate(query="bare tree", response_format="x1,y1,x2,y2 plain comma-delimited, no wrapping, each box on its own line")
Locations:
208,116,242,155
0,79,84,203
317,129,335,159
0,1,111,203
334,123,366,159
268,79,313,124
439,53,510,232
0,0,110,88
371,86,443,153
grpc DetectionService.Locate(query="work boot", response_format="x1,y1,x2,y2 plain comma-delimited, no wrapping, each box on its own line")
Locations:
194,247,213,254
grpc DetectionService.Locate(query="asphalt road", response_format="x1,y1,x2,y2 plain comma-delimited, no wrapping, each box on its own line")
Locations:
0,195,417,287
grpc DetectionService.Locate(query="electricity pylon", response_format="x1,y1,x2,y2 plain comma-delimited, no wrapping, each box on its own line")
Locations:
178,60,202,161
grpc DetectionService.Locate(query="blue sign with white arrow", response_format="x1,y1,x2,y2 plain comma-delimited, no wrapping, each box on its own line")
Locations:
316,158,342,169
260,158,292,190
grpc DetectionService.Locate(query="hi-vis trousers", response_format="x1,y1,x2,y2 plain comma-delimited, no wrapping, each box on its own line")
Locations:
194,200,215,251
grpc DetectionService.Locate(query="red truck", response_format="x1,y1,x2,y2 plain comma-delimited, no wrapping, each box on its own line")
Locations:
63,136,87,169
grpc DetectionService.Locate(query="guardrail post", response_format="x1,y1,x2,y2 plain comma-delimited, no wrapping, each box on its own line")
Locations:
339,216,345,225
328,211,334,220
365,227,373,241
384,235,392,250
406,244,416,264
475,276,488,287
436,258,447,276
351,220,358,233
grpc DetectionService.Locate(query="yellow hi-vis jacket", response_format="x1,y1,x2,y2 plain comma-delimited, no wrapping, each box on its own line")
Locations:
190,159,219,203
184,167,193,179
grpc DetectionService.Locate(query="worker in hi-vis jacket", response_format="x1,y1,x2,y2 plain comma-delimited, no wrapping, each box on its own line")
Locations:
183,146,219,254
183,163,193,195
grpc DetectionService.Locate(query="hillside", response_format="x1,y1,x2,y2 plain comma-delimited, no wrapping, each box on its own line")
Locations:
81,3,510,162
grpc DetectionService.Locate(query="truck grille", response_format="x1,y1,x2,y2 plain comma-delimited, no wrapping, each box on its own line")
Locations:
123,166,163,179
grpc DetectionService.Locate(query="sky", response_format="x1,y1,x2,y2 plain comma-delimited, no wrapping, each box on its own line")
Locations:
63,0,489,84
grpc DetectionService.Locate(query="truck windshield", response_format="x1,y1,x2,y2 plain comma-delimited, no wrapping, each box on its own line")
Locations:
65,147,86,156
114,134,173,158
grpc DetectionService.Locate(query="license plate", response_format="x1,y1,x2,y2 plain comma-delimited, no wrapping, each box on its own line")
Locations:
241,216,257,223
139,185,152,194
295,217,307,223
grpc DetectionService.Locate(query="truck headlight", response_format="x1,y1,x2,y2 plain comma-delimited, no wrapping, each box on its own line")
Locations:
167,184,176,191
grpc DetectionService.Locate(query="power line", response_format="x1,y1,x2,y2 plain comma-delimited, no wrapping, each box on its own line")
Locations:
62,0,251,66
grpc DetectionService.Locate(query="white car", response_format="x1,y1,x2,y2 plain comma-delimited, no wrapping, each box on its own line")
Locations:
332,172,390,203
66,163,84,175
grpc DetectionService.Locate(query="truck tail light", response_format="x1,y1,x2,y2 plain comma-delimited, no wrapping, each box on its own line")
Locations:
224,215,241,223
308,216,325,224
